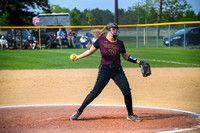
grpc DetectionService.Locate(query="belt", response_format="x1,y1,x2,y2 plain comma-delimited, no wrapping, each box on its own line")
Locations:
102,64,121,68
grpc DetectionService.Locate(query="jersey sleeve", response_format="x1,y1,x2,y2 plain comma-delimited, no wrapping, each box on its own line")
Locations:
120,41,126,54
92,38,100,49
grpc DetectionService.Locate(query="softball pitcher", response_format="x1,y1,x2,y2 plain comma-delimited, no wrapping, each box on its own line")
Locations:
70,22,147,122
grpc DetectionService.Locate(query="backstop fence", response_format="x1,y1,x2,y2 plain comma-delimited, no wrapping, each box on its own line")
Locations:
0,21,200,49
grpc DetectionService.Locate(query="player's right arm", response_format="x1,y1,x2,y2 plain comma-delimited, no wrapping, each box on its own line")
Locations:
73,38,99,61
73,46,97,61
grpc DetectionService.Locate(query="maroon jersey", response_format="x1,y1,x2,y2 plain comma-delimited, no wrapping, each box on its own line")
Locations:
93,37,126,65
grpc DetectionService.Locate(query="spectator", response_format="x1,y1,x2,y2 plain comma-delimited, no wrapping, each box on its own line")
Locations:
67,28,74,46
57,28,65,46
24,36,36,49
0,36,9,50
79,35,87,48
86,37,97,48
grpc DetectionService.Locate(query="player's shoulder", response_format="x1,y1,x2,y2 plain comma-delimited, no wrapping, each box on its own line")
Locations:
93,38,100,49
116,38,124,45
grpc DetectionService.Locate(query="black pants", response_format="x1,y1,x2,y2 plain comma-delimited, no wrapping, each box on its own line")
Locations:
90,64,131,98
78,64,133,115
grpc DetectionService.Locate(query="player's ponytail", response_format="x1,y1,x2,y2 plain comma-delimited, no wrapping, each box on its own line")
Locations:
91,22,117,39
91,27,107,39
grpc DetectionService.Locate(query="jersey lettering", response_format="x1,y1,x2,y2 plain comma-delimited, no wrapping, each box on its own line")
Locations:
109,49,116,56
104,43,119,50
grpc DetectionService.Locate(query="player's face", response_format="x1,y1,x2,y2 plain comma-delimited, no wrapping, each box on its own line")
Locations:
110,27,118,35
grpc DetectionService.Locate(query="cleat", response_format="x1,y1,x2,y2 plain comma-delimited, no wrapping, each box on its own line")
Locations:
127,114,142,122
70,110,82,120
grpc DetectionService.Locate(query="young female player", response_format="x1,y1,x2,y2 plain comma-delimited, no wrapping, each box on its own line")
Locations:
70,22,142,122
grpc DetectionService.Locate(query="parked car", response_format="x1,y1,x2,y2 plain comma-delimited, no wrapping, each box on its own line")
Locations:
32,26,76,49
163,27,200,46
5,29,36,49
82,31,94,43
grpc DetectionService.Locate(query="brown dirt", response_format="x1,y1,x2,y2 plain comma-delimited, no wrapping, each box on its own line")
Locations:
0,68,200,132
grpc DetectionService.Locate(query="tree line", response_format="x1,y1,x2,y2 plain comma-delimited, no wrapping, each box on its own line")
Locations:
1,0,200,26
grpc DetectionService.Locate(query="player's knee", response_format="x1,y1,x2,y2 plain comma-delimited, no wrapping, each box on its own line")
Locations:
122,88,131,96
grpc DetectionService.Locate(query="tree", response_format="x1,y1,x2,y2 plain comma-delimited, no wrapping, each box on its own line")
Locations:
127,0,158,24
86,11,96,25
71,8,81,26
118,9,128,24
179,10,198,21
162,0,192,22
91,8,114,25
197,11,200,21
128,0,193,24
0,0,51,26
102,9,114,25
156,0,163,23
91,8,103,25
43,4,70,13
155,0,163,37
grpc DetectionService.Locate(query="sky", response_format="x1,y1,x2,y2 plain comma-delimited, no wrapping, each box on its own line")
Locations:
41,0,200,14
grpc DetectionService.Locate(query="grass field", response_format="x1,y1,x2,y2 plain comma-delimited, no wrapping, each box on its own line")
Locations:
1,32,199,70
0,47,200,70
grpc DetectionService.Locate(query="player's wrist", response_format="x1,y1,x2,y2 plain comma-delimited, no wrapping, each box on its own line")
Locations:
128,55,137,64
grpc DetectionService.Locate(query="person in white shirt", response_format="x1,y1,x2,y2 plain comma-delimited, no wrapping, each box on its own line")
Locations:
79,35,88,48
0,36,8,49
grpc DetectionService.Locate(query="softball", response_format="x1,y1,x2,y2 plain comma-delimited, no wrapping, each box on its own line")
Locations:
70,54,76,60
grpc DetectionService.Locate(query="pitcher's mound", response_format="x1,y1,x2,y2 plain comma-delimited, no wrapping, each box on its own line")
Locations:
0,105,200,133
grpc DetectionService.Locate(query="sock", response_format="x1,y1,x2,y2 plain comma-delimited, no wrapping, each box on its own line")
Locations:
124,93,133,115
78,94,95,113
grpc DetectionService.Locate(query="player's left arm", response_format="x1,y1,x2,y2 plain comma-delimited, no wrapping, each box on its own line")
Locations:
121,53,140,64
120,42,140,64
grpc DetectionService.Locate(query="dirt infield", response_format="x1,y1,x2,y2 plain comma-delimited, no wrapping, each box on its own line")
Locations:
0,105,200,133
0,68,200,132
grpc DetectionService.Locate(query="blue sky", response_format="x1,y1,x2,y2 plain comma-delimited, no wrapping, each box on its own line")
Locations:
46,0,200,14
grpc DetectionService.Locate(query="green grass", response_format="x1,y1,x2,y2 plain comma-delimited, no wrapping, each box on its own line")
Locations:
0,48,200,70
124,48,200,67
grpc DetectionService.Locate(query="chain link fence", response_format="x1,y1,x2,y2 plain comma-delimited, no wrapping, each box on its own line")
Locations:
118,23,200,49
0,21,200,50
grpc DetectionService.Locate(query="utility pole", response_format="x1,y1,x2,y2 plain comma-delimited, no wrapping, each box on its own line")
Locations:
115,0,118,24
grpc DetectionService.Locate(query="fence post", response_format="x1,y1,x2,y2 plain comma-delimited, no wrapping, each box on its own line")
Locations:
39,26,41,49
168,25,171,48
144,28,145,46
184,24,186,49
136,26,138,48
156,26,158,48
146,26,148,48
